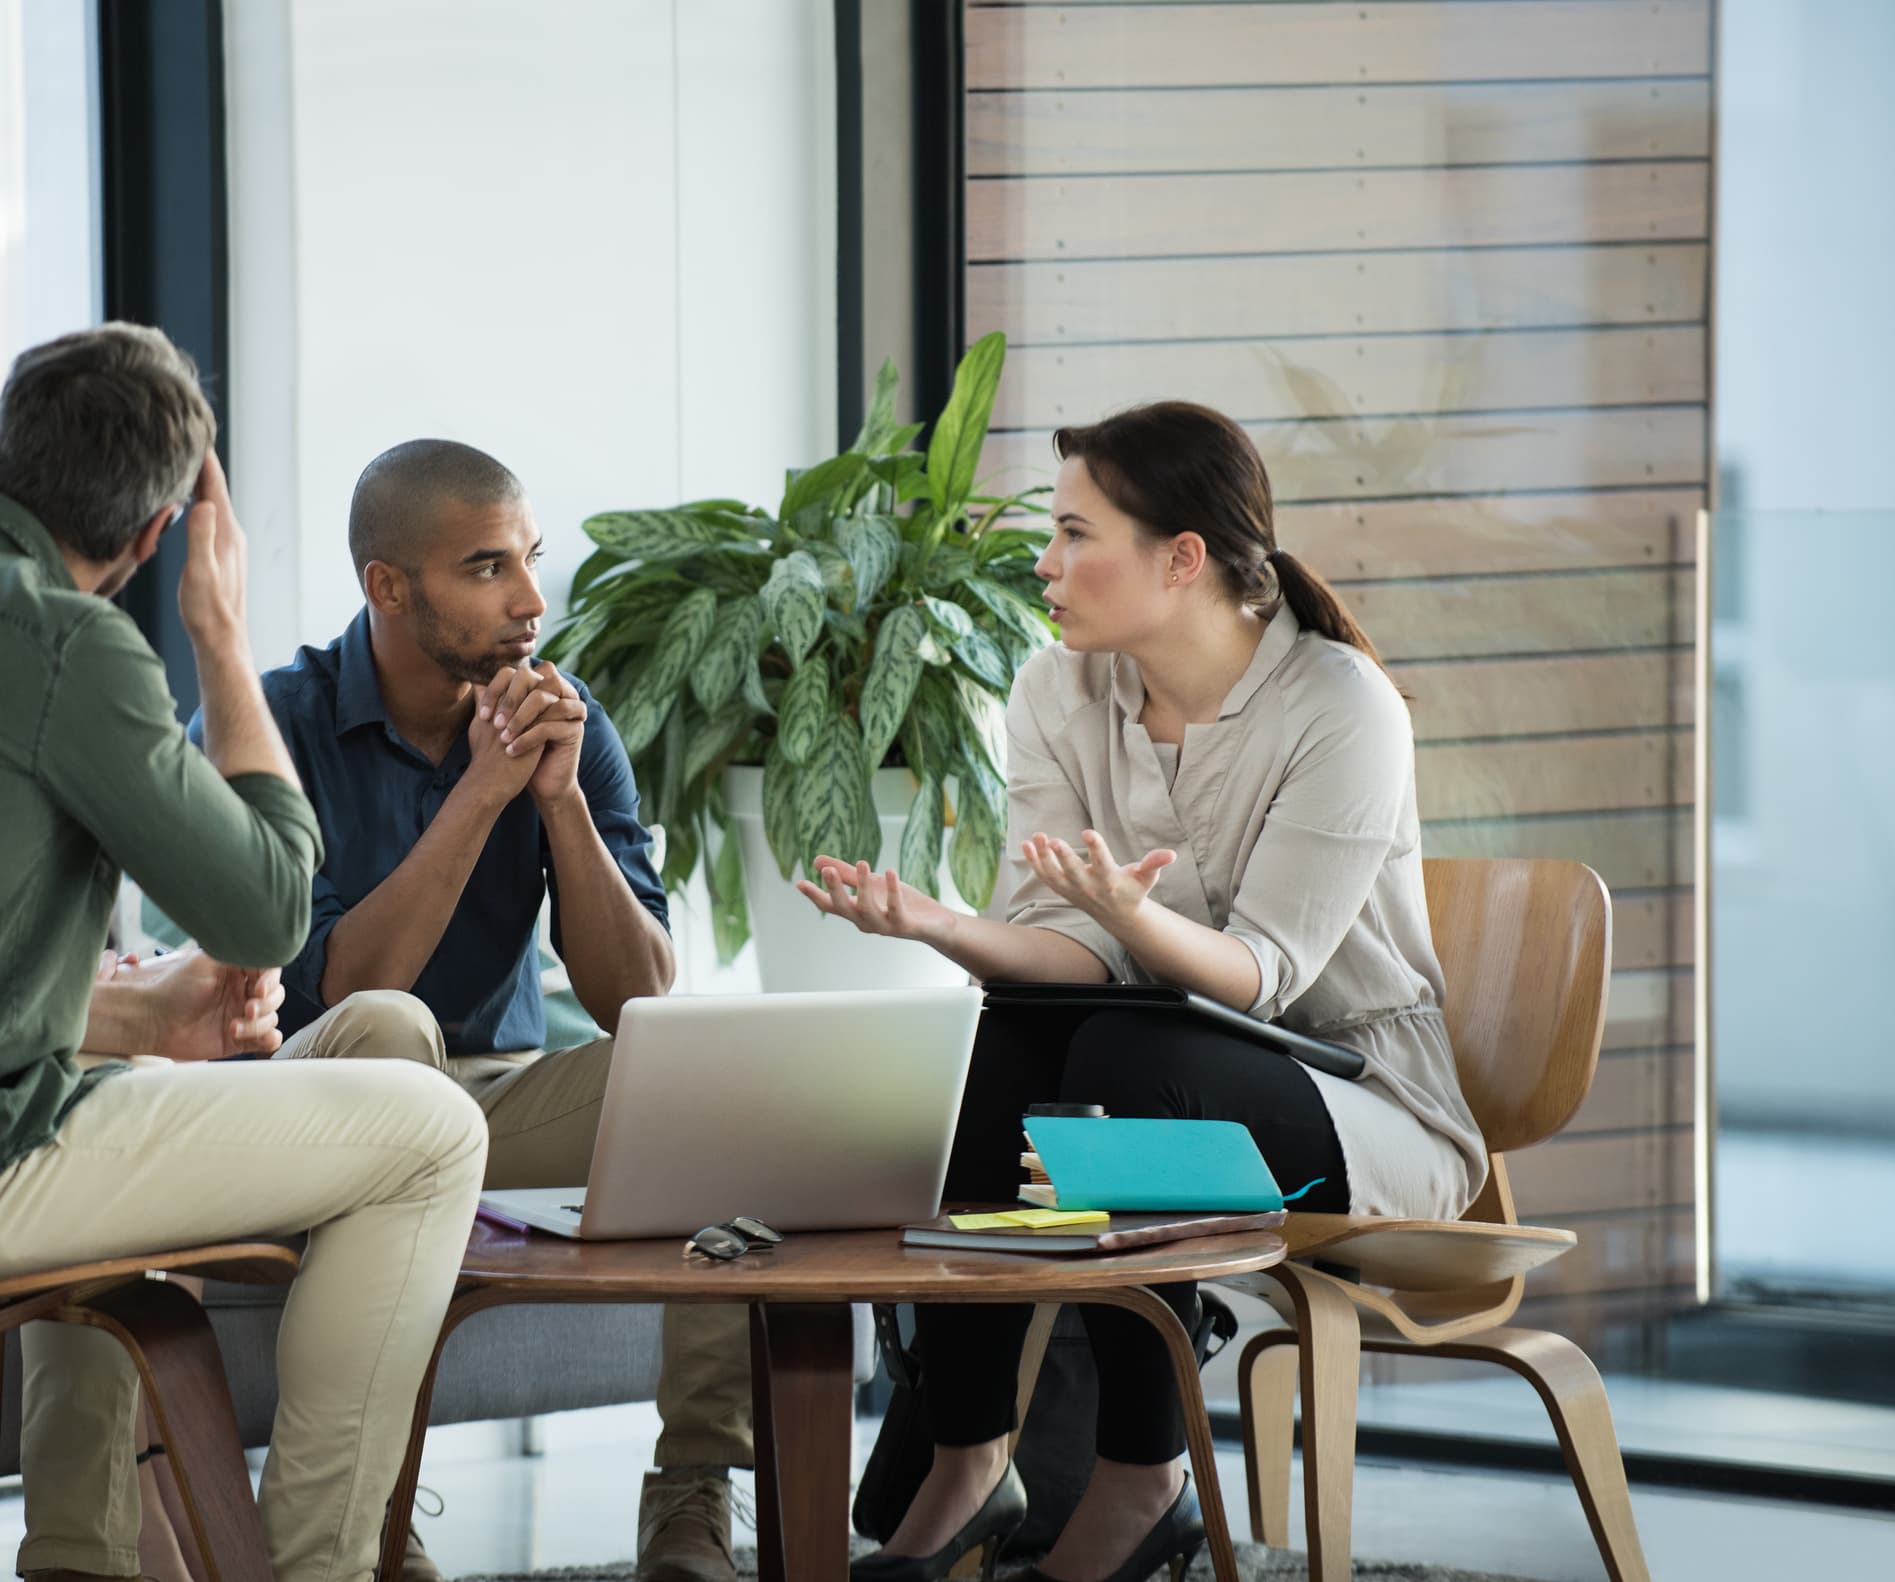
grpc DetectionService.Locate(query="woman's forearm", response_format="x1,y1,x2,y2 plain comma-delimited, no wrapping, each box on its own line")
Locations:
930,912,1112,984
1110,901,1264,1013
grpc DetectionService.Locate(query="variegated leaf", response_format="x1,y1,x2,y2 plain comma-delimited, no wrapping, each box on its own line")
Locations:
922,546,976,590
859,604,926,765
576,573,688,633
583,508,766,561
762,743,801,880
684,701,754,786
760,551,825,664
899,775,945,899
805,541,858,613
953,675,1008,780
837,514,901,609
570,546,628,599
922,594,974,640
777,659,830,767
613,683,676,759
707,819,749,965
904,673,960,781
642,587,720,698
948,783,1002,911
690,597,762,712
741,657,776,717
793,718,871,874
950,625,1013,692
961,579,1053,651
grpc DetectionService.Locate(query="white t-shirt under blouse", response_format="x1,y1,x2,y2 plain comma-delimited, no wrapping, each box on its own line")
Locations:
999,605,1483,1220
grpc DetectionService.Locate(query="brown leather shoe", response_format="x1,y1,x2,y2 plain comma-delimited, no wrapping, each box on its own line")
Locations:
636,1468,737,1582
399,1523,445,1582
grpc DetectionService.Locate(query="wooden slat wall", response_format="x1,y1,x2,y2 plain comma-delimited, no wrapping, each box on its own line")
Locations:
967,0,1710,1359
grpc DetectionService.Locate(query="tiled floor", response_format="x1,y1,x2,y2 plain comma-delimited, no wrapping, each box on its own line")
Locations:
4,1396,1890,1579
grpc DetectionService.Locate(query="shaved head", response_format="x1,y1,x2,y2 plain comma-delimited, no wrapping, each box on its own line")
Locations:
348,438,524,582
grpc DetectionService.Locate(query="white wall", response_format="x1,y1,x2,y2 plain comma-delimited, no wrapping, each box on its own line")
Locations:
226,0,836,662
0,0,99,370
225,0,837,993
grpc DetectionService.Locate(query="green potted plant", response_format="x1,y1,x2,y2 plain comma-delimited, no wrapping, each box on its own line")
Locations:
544,332,1053,983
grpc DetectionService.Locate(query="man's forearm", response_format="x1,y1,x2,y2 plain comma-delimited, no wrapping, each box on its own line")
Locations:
319,784,503,1005
195,633,299,785
542,796,674,1031
80,981,150,1056
1110,902,1264,1013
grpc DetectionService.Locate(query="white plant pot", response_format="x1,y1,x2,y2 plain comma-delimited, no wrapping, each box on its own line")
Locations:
722,765,975,993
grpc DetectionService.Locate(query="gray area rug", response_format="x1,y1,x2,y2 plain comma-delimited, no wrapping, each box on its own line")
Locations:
453,1547,1543,1580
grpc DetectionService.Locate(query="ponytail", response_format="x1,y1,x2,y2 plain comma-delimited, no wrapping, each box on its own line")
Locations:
1268,547,1391,674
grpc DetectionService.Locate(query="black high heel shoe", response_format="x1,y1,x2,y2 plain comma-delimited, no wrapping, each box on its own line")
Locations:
1018,1469,1205,1582
849,1460,1029,1582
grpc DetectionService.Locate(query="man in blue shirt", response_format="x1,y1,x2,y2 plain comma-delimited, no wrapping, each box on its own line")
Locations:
191,440,746,1582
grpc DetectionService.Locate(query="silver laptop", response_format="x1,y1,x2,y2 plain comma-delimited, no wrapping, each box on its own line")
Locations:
477,986,982,1240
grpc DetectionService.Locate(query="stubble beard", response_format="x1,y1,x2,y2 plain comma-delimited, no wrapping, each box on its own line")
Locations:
410,584,509,687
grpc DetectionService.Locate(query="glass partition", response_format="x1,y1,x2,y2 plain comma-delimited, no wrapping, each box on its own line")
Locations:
1708,509,1895,1306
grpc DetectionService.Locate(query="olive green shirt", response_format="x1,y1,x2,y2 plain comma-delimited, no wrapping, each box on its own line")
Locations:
0,494,323,1174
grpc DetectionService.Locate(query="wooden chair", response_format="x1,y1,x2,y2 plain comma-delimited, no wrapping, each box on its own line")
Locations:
1224,856,1651,1581
0,1243,300,1582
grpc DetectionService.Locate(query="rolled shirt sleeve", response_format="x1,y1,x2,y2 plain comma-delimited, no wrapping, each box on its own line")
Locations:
1226,665,1412,1019
546,684,670,958
42,607,322,968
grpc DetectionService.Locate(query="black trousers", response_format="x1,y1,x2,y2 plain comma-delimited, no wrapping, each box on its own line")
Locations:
915,1005,1351,1465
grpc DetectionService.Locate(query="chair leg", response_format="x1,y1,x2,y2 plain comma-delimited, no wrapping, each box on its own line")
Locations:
1458,1328,1651,1582
1263,1266,1360,1582
1234,1329,1298,1548
61,1280,272,1582
380,1289,500,1581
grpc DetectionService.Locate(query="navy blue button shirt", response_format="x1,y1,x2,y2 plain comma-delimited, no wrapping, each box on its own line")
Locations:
188,608,668,1054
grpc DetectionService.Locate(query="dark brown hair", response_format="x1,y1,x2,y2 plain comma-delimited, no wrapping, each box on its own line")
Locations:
1052,401,1391,675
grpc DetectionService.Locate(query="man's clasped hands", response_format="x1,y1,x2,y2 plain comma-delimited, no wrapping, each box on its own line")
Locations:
87,655,588,1066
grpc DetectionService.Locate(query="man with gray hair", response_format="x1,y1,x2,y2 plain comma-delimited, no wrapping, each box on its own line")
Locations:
0,323,490,1582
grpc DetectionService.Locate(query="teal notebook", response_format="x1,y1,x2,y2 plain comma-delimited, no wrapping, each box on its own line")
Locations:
1022,1116,1320,1213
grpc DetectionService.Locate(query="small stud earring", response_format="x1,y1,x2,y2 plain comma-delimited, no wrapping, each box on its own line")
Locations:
1170,573,1179,583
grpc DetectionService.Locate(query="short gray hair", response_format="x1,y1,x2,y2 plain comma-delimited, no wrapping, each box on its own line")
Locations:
0,322,216,562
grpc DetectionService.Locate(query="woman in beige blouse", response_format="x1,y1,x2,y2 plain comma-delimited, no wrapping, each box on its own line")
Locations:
798,403,1484,1582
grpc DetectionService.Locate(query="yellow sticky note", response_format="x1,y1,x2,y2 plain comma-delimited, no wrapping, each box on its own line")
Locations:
948,1213,1020,1230
1001,1208,1110,1228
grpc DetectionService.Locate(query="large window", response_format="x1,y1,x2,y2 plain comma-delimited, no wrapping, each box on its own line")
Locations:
0,0,100,375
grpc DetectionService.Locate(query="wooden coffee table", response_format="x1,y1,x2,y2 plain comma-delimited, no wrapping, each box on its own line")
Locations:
380,1218,1287,1581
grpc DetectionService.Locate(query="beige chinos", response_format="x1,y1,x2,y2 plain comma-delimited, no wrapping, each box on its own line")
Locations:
273,997,754,1468
1,994,488,1582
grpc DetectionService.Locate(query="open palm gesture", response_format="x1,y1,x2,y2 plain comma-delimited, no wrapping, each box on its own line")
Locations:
1021,830,1174,929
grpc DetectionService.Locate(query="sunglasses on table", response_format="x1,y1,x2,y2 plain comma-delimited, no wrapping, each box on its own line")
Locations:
684,1216,784,1261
